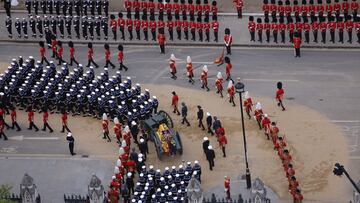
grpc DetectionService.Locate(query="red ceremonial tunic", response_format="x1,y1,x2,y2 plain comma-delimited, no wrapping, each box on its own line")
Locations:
186,63,194,77
40,47,45,57
69,47,75,59
172,95,179,107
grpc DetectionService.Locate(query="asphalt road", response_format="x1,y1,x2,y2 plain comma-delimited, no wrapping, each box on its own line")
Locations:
0,43,359,201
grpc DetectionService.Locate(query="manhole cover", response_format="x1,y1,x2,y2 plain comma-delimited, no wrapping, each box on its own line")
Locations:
286,97,295,100
319,99,323,101
82,155,89,158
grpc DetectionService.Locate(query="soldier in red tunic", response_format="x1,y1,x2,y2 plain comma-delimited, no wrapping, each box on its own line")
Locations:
175,18,182,40
134,17,141,40
263,0,270,18
351,0,359,18
224,176,231,200
107,185,119,203
61,109,70,133
328,16,337,43
254,102,263,129
104,43,115,68
200,65,210,91
39,41,50,65
203,0,210,22
113,117,122,144
293,32,301,57
141,15,149,40
234,0,243,18
118,12,126,40
86,42,99,68
186,56,195,84
149,0,155,19
215,72,224,98
110,14,117,41
126,14,134,40
102,113,111,142
337,17,345,43
224,57,232,81
190,20,197,40
261,114,271,140
272,18,279,43
157,28,166,54
256,18,263,42
165,0,173,21
196,0,203,20
248,16,256,42
270,122,279,145
311,16,319,42
293,188,304,203
279,18,286,43
204,21,210,42
197,21,203,41
10,106,21,131
42,108,54,133
300,0,308,21
133,0,141,19
157,0,165,20
287,18,295,43
319,17,327,43
150,16,157,41
171,91,180,115
141,0,148,19
57,40,65,65
345,15,354,43
167,16,174,41
27,106,39,131
326,0,334,21
356,20,360,43
173,0,180,20
169,54,177,79
188,0,195,21
211,1,218,18
0,116,8,140
264,17,270,43
51,36,57,58
211,16,219,42
227,80,236,107
118,44,128,71
217,132,228,157
68,41,79,66
224,28,232,55
124,0,132,17
317,0,325,18
303,18,311,43
343,0,350,19
270,0,277,22
243,91,253,119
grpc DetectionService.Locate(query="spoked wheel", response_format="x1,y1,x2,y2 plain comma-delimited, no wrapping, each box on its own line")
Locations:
158,110,174,128
155,145,162,160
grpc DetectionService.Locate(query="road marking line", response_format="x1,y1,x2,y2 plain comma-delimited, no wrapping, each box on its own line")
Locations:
243,79,299,82
331,120,360,123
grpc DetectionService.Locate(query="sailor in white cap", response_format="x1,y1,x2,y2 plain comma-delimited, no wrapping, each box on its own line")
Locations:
186,56,195,84
202,136,210,154
254,102,263,130
130,120,139,144
227,80,236,106
138,138,148,159
200,65,210,91
66,132,76,155
205,145,216,170
102,113,111,142
215,72,224,97
126,172,135,194
243,91,253,119
169,53,177,79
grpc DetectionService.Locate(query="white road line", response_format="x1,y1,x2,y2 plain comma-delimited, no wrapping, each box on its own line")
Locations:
331,120,360,123
243,79,299,82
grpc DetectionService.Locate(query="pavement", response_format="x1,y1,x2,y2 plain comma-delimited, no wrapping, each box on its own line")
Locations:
0,45,359,202
0,12,359,49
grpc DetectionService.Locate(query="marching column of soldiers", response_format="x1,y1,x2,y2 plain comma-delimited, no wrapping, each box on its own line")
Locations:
24,0,110,17
6,0,221,43
0,55,160,141
248,0,360,44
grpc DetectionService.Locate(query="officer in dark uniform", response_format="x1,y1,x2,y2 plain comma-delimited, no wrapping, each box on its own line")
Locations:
15,18,21,38
47,0,53,14
40,0,47,14
65,16,72,38
25,0,32,15
95,16,101,40
29,16,37,38
96,0,102,15
58,16,65,38
74,16,80,39
82,16,88,40
36,16,44,38
22,18,29,39
103,0,109,16
6,17,12,38
54,0,61,15
61,0,68,16
74,0,81,16
102,16,109,40
43,15,50,28
33,0,39,15
50,16,58,37
88,17,95,40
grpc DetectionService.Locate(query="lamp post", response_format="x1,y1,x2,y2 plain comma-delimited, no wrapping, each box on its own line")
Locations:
333,163,360,193
235,78,252,189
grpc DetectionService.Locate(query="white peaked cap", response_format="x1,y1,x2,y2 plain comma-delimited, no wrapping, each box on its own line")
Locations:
255,102,262,110
116,159,121,166
227,80,233,89
102,113,107,120
153,96,157,99
187,56,192,63
140,138,145,143
203,137,208,141
244,91,250,99
208,145,213,150
127,172,132,177
138,158,143,162
170,53,175,60
202,65,208,72
112,176,116,180
114,167,120,174
172,166,176,169
114,117,119,124
165,167,169,170
194,160,199,164
67,132,72,137
206,112,211,116
217,72,223,79
131,121,137,126
264,114,268,117
138,153,143,158
119,147,125,155
149,165,154,169
121,140,127,147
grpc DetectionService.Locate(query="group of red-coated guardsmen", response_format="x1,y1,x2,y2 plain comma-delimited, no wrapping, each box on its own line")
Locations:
248,15,360,44
243,82,304,202
262,0,359,22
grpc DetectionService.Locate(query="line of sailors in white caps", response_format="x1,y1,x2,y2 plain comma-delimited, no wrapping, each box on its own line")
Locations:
128,161,202,203
0,56,159,125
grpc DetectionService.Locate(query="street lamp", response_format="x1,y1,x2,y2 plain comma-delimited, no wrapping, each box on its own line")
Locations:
333,163,360,193
235,78,252,189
